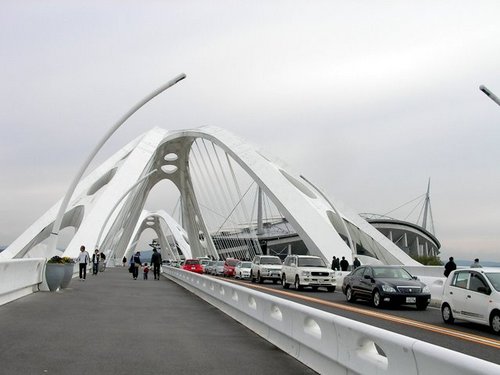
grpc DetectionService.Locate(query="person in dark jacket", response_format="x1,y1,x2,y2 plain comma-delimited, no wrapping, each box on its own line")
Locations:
132,251,141,280
331,256,340,271
150,249,162,280
353,257,361,269
444,257,457,277
340,256,349,271
91,249,100,275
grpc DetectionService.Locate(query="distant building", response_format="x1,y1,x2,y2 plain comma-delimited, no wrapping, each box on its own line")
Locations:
360,214,440,258
360,179,441,258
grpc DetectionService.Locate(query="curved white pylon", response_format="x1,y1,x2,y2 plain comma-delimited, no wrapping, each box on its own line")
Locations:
1,126,419,266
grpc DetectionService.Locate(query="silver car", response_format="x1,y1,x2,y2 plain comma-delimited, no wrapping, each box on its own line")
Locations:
213,260,225,276
235,261,252,279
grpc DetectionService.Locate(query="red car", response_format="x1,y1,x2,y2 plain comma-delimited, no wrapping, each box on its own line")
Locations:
182,259,204,274
223,258,239,277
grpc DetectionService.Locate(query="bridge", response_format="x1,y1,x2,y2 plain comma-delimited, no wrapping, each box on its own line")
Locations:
1,126,499,374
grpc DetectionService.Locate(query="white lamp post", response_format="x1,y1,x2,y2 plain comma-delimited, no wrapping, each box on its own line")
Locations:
480,85,500,106
47,73,186,255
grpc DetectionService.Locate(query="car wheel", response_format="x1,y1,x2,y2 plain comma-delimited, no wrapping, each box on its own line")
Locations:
346,286,355,302
326,286,335,293
372,290,382,308
257,272,263,284
490,311,500,334
312,286,319,291
294,275,303,291
441,303,454,324
282,274,290,289
416,301,428,311
250,271,255,283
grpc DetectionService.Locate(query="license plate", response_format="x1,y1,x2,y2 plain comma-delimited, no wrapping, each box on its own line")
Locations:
406,297,416,303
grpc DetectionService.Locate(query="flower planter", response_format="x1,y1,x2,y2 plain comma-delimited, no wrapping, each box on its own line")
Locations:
60,263,75,289
45,263,65,292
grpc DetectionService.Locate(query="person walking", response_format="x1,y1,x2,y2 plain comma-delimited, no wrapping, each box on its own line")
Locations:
143,263,150,280
150,248,162,280
122,256,127,267
132,251,141,280
443,256,457,277
470,258,482,268
331,256,340,271
76,245,90,281
353,257,361,269
340,256,349,271
91,249,100,275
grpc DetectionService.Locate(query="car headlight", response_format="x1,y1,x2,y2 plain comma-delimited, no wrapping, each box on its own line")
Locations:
381,284,396,293
301,271,311,276
422,285,430,293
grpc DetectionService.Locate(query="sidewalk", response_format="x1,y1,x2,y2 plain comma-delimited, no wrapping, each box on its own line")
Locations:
0,267,317,375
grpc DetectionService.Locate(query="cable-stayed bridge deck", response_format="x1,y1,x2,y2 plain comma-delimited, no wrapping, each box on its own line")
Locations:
0,267,317,375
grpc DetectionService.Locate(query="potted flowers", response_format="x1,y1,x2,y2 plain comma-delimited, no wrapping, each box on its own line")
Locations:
45,256,66,291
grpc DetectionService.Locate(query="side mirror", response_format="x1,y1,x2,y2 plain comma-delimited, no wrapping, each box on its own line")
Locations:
412,276,418,280
363,274,371,280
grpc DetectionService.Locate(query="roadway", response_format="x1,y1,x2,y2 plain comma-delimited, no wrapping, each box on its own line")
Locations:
217,276,500,365
0,268,317,375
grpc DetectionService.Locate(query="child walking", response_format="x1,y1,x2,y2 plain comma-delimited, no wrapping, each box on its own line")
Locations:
143,263,150,280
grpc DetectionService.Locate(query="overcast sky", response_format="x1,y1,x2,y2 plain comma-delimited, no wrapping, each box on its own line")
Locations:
1,1,500,262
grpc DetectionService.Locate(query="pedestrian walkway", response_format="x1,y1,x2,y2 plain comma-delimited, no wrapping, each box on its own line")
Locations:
0,267,317,375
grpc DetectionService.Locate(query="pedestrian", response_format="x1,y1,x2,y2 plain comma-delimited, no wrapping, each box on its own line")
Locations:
132,251,141,280
91,249,100,275
470,258,482,268
122,256,127,267
143,263,150,280
76,245,90,281
99,252,106,272
443,256,457,277
150,248,162,280
340,256,349,271
331,256,340,271
353,257,361,269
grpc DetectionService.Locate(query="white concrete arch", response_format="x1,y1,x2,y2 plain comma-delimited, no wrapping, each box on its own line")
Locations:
119,210,191,265
1,125,418,266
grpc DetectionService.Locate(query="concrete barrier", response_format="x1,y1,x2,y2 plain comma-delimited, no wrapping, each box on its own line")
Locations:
0,258,45,306
163,267,500,375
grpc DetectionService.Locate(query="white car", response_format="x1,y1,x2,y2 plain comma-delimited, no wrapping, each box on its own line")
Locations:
235,261,252,279
251,255,282,283
441,267,500,334
281,255,336,292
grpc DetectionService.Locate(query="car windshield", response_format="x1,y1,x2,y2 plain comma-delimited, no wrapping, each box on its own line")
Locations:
372,267,413,280
485,273,500,292
261,257,281,265
185,259,199,265
216,261,224,266
240,262,252,268
226,259,238,266
297,257,326,267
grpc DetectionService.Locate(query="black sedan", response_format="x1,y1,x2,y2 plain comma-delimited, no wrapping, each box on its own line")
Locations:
341,265,431,310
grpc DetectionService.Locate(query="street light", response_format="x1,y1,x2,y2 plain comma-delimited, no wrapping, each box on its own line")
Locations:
47,73,186,256
480,85,500,106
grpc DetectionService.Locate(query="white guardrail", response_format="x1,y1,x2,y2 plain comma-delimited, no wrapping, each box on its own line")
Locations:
0,258,45,306
163,267,500,375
